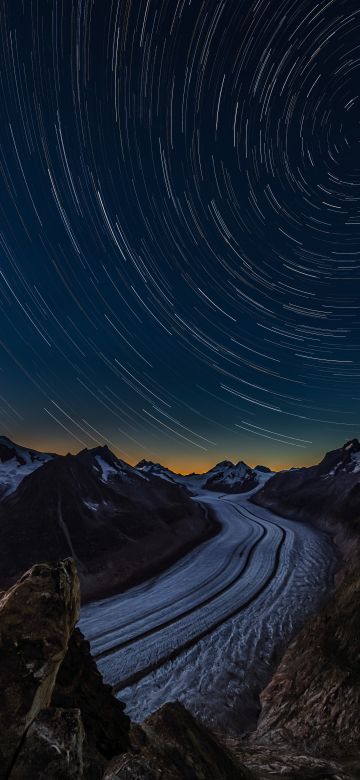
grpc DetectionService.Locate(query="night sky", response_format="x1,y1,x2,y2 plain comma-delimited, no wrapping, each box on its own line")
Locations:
1,0,360,472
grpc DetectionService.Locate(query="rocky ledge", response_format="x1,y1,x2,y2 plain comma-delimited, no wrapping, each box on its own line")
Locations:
0,559,245,779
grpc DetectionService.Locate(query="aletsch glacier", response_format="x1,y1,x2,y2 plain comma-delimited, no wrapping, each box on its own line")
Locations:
80,485,337,734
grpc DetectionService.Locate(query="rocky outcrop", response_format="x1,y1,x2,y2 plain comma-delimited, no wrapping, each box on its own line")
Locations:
0,559,80,778
225,739,359,779
2,559,254,779
106,703,251,779
0,559,131,779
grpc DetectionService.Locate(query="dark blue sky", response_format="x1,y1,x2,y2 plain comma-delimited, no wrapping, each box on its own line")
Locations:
0,0,360,471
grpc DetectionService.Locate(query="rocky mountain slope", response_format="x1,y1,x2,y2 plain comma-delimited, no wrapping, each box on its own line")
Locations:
202,460,259,493
0,440,217,602
252,438,360,550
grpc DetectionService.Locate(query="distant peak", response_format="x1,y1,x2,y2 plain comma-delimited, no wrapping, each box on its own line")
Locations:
136,460,168,472
212,460,234,470
136,459,154,468
82,444,117,460
89,444,111,454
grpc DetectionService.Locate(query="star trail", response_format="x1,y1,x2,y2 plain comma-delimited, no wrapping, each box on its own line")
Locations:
0,0,360,471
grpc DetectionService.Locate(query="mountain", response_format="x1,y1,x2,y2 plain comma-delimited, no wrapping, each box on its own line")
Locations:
0,435,53,500
252,438,360,550
0,441,217,601
136,458,268,494
203,460,259,493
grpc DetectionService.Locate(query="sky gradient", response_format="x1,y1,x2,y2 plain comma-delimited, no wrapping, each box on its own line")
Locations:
1,0,360,473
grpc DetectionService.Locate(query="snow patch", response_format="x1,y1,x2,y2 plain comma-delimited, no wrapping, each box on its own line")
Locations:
83,500,100,511
0,455,51,499
95,456,119,482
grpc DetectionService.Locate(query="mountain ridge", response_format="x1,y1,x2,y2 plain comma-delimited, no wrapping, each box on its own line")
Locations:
0,438,219,602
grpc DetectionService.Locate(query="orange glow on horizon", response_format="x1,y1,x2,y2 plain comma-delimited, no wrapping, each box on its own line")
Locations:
9,433,321,474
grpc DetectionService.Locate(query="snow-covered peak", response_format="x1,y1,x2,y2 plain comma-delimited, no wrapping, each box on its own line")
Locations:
203,459,259,493
0,436,53,500
135,460,178,482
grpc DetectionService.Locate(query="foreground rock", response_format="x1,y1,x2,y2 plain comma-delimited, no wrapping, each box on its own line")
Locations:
52,627,130,759
106,703,250,779
225,740,358,779
0,559,131,779
1,559,254,779
0,559,79,778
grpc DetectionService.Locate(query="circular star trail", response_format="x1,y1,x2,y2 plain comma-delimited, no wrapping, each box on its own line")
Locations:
0,0,360,470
